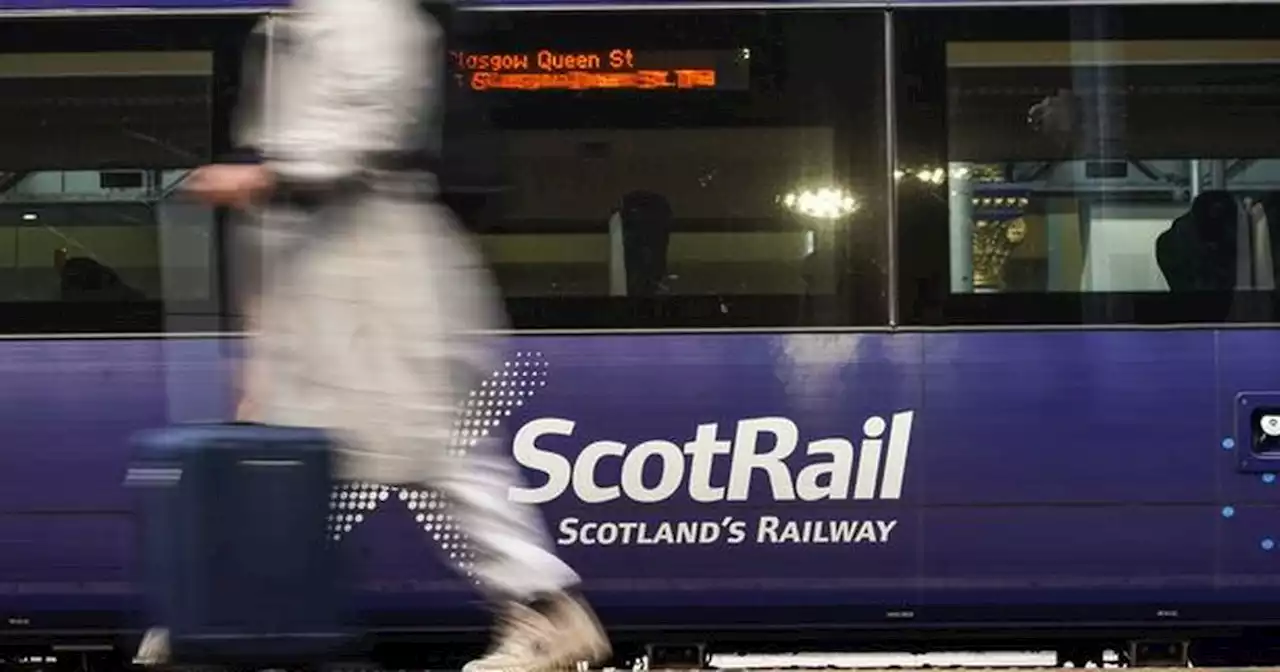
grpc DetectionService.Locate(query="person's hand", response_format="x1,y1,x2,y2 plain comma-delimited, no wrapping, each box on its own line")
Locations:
184,164,275,210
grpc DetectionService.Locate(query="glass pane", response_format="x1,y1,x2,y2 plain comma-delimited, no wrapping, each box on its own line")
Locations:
945,38,1280,296
449,10,888,329
4,201,156,302
157,194,218,305
0,48,219,333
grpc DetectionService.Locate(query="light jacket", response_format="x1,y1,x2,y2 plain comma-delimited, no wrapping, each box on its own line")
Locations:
233,0,508,485
237,0,442,186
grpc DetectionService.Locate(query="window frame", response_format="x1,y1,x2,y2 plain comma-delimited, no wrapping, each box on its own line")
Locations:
892,4,1280,328
0,14,257,336
448,8,892,332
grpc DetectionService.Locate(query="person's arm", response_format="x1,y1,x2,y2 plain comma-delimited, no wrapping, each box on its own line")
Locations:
260,0,438,188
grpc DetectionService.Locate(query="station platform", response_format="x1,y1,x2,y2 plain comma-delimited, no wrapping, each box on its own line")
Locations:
705,651,1248,671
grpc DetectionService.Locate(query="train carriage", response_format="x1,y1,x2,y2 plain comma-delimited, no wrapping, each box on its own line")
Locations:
1,0,1280,667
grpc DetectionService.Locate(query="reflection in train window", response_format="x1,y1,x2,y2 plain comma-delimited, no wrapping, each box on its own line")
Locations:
0,195,215,305
450,10,888,329
0,52,212,171
944,40,1280,297
479,128,861,298
894,5,1280,325
0,14,254,334
0,46,220,327
0,51,215,312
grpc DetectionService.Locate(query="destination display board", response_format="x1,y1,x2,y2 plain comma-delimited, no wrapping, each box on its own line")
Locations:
449,48,750,92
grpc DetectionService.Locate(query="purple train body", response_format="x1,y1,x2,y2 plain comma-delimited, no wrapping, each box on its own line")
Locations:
5,0,1280,665
2,329,1279,658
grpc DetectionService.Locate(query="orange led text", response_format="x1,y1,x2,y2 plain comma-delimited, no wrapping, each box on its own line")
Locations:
449,48,718,92
468,69,716,91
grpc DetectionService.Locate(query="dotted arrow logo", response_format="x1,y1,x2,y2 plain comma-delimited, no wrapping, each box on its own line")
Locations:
326,351,551,577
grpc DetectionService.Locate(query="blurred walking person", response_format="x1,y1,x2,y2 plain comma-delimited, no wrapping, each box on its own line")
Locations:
133,1,611,670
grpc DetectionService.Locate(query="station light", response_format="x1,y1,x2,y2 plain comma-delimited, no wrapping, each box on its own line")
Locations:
779,186,860,220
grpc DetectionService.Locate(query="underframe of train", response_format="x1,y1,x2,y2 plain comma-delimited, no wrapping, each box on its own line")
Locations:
4,626,1280,671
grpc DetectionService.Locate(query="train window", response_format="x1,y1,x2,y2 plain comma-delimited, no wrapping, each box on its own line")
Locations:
4,199,166,303
0,18,255,335
895,5,1280,326
447,10,888,330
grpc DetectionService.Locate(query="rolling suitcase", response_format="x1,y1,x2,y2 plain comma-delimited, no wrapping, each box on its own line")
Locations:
129,423,351,666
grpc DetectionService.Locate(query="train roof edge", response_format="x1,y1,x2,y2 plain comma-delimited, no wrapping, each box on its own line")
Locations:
0,0,1270,18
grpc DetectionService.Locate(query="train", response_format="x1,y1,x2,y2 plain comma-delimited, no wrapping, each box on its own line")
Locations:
3,0,1280,668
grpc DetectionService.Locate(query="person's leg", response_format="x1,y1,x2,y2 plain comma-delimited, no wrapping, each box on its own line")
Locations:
417,438,610,672
366,198,609,672
132,627,169,665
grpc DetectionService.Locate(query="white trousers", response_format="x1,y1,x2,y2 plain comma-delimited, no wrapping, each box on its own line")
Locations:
241,189,579,601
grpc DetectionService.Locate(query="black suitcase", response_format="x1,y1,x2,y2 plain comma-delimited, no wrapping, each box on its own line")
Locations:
129,423,351,665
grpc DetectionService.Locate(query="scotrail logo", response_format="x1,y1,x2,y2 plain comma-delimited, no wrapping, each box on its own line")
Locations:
508,411,915,505
317,348,914,554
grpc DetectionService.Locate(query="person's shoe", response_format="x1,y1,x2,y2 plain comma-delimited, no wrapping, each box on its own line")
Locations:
133,627,171,666
463,591,611,672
